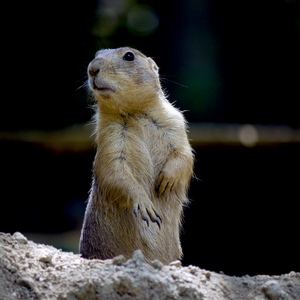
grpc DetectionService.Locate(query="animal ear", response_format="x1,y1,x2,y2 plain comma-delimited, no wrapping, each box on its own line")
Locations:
148,58,159,77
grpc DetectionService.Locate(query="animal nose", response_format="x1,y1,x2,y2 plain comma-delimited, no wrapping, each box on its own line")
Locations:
88,59,100,77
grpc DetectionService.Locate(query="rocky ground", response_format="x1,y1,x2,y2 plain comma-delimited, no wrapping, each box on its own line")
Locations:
0,232,299,300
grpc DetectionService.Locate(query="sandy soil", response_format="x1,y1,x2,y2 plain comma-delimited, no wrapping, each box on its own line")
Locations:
1,232,299,300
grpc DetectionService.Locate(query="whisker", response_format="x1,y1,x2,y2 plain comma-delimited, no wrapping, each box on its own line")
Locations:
160,76,188,88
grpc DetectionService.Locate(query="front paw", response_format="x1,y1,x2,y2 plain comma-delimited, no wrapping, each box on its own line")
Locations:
156,170,178,196
133,198,162,229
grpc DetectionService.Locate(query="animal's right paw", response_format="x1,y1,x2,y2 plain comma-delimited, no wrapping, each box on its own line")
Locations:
133,200,162,229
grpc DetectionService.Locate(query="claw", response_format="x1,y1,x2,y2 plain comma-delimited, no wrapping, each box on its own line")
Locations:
154,218,161,229
133,206,138,217
156,212,162,223
154,212,162,229
148,210,162,229
142,215,150,227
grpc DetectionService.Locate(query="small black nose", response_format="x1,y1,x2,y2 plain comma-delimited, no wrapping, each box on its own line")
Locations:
88,59,100,77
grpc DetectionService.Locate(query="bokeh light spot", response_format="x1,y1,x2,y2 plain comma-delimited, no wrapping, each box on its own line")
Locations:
238,124,258,147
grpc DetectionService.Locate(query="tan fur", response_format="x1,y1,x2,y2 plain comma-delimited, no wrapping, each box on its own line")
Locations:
79,47,194,264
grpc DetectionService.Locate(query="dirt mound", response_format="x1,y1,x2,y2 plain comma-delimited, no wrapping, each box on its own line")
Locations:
1,232,299,300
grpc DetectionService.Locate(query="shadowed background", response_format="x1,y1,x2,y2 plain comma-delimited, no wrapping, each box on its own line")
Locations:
1,0,300,276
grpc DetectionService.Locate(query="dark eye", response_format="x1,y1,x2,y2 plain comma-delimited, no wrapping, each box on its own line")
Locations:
123,51,135,61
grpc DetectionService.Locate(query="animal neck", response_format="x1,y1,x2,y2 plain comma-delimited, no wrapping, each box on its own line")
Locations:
97,92,165,117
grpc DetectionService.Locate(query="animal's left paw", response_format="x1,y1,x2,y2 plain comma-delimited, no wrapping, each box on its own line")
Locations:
156,170,179,196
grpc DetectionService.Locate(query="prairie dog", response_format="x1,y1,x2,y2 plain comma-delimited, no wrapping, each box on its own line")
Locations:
79,47,194,264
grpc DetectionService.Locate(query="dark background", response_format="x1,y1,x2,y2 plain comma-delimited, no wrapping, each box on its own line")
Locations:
1,0,300,276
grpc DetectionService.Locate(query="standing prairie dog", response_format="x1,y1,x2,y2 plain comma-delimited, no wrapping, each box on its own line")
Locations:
79,47,194,264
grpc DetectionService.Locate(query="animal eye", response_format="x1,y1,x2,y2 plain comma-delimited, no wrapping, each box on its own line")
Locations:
123,51,135,61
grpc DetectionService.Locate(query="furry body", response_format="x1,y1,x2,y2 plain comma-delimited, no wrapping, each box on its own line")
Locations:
79,47,194,264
